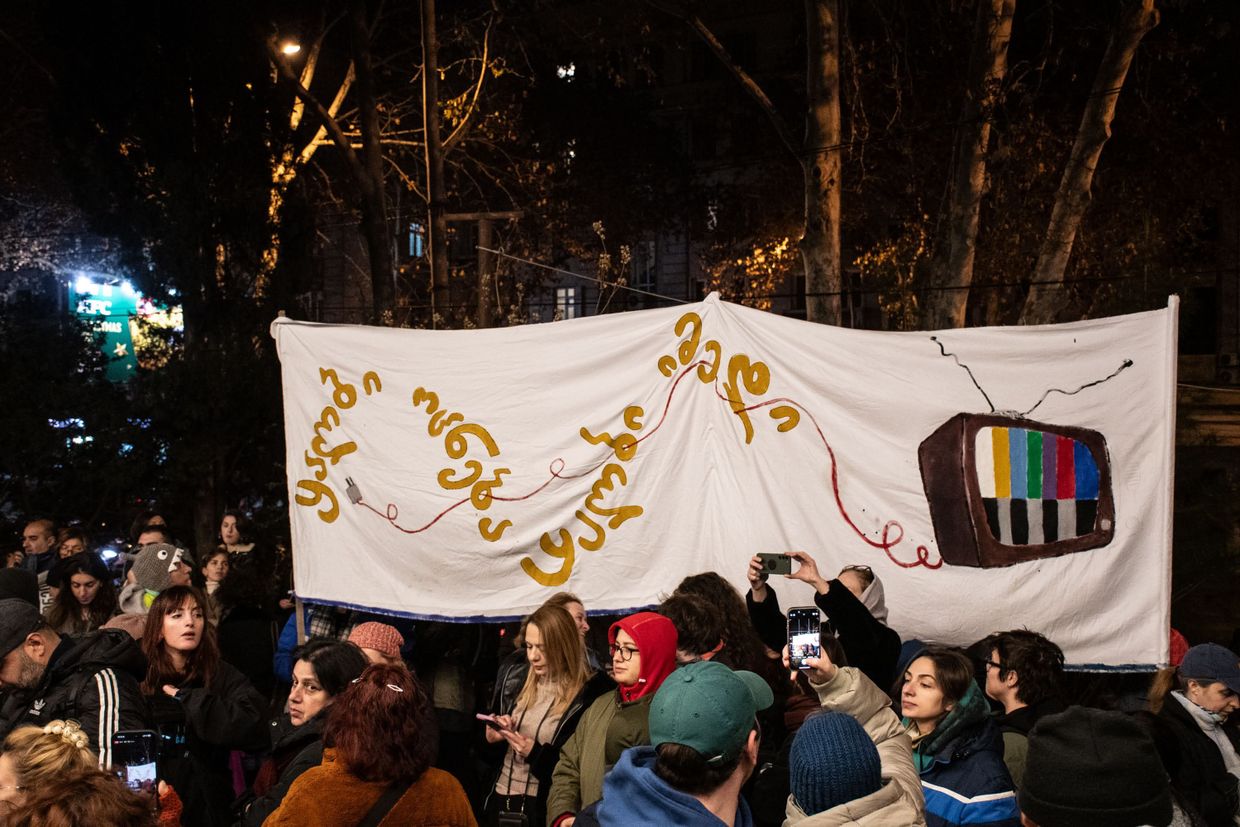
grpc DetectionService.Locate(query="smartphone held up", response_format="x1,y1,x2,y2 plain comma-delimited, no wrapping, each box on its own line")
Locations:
110,729,159,810
756,552,793,577
787,606,822,670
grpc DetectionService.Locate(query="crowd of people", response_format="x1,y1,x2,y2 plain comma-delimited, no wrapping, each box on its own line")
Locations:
0,515,1237,826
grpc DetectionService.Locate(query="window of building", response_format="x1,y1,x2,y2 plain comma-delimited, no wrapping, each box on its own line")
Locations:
408,222,425,258
556,286,579,320
632,240,656,292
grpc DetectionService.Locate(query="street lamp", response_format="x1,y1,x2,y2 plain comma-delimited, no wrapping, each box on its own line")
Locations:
279,41,301,56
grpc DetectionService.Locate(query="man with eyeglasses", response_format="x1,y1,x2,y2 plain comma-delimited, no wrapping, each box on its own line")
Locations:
976,629,1066,788
573,659,773,827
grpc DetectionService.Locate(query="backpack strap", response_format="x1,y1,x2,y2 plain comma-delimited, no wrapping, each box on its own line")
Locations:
357,778,413,827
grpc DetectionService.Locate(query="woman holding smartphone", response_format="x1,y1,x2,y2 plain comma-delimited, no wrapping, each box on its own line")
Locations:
483,604,610,827
899,647,1019,827
141,585,268,827
747,551,902,691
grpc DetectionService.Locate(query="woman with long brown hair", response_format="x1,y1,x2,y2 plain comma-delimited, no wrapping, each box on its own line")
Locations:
140,585,267,827
483,603,611,827
43,552,118,635
265,663,476,826
899,646,1019,827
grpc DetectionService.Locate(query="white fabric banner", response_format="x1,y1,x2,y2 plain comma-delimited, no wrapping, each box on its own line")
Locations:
272,294,1177,667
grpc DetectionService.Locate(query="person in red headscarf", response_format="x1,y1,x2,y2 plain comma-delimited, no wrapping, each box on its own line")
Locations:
545,611,678,827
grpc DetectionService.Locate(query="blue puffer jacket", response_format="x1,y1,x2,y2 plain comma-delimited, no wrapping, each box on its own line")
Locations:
910,685,1020,827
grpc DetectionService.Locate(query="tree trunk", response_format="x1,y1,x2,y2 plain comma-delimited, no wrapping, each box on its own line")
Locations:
422,0,450,324
193,475,218,553
801,0,842,326
1019,0,1158,325
349,0,395,325
926,0,1016,330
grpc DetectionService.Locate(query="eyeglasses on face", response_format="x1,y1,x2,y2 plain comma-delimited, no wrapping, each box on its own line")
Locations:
983,660,1006,671
609,643,640,662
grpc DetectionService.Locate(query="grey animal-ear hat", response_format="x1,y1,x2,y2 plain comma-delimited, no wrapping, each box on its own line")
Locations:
130,543,185,593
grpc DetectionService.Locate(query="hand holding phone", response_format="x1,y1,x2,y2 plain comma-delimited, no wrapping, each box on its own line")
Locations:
786,606,822,671
111,729,159,811
476,713,508,731
756,552,793,578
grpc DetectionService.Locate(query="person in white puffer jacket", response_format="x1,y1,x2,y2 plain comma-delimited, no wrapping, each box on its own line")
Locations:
781,647,926,827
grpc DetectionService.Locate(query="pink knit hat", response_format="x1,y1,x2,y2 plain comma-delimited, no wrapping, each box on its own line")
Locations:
348,622,404,660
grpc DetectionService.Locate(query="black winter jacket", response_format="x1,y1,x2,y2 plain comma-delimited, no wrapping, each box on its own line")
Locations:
1152,696,1240,827
237,714,324,826
0,628,149,763
147,659,269,827
490,647,530,717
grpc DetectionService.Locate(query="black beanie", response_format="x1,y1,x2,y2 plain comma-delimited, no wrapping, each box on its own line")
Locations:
0,569,39,607
1019,706,1172,827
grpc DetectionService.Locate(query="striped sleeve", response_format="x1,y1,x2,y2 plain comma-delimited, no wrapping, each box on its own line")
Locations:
923,781,1020,827
92,668,121,769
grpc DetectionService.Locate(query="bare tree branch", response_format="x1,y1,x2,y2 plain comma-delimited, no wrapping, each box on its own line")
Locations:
268,39,367,185
647,1,801,160
443,13,494,154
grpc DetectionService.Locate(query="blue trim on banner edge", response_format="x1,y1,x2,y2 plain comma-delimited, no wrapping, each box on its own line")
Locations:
1064,663,1161,673
296,595,658,625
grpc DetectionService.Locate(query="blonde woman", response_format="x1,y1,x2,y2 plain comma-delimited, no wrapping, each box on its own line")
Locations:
0,719,96,813
483,604,610,827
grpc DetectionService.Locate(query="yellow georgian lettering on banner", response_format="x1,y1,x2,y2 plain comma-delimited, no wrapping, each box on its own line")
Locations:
411,387,512,543
293,368,384,524
657,310,800,442
522,405,646,586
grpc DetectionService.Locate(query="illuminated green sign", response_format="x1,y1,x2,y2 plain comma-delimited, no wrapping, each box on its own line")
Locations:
70,276,181,381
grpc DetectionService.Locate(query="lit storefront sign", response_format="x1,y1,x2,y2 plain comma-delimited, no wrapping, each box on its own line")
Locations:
69,275,182,381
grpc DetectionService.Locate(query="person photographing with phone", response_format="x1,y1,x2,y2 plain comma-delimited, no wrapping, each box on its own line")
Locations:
482,604,610,827
0,720,159,824
747,551,902,690
773,640,926,825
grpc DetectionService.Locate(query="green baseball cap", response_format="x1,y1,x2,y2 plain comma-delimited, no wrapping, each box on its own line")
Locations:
649,660,774,766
